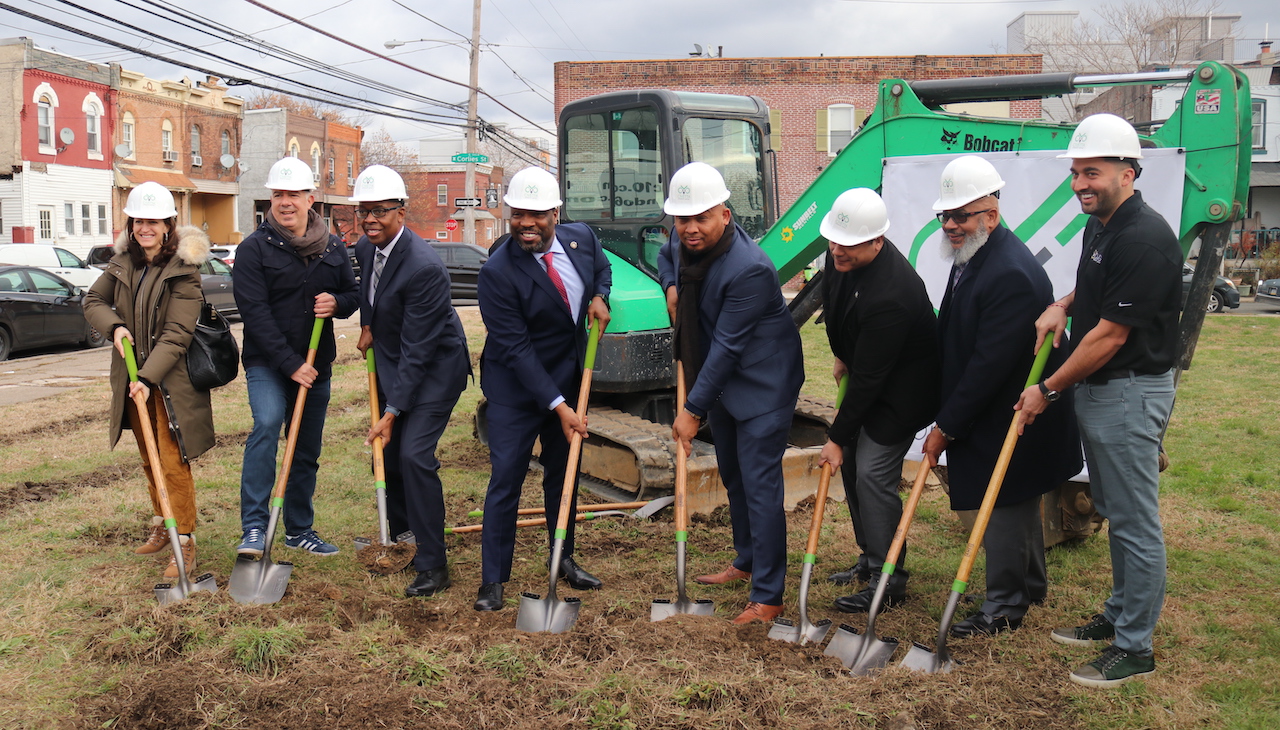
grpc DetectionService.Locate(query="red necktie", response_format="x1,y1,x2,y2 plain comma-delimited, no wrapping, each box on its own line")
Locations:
543,250,571,310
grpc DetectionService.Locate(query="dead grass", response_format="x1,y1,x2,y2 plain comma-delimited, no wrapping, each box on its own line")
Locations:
0,316,1276,729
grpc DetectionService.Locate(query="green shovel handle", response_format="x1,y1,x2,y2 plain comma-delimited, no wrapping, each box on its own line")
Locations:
308,317,323,351
584,317,602,371
366,348,376,372
122,337,139,382
837,374,847,408
1024,336,1054,388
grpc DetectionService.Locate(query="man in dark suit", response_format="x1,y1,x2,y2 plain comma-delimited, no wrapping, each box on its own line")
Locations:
473,166,612,612
353,165,471,598
922,155,1081,636
659,162,804,625
815,188,941,615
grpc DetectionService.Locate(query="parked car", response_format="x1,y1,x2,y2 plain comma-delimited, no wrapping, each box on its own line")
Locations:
86,245,114,268
0,265,106,360
88,246,237,318
209,243,240,267
0,244,103,292
428,242,488,300
1255,277,1280,309
1181,263,1240,314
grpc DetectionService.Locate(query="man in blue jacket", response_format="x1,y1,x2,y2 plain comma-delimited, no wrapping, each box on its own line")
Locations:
922,156,1081,637
660,162,804,625
233,157,360,558
473,166,611,612
353,165,471,598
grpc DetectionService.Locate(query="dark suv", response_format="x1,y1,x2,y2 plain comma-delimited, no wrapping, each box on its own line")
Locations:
429,242,488,300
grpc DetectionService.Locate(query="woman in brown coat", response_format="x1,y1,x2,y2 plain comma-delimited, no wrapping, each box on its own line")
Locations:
84,182,215,580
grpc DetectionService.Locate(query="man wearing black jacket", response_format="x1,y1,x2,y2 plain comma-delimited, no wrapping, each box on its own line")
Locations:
233,157,360,558
818,188,941,613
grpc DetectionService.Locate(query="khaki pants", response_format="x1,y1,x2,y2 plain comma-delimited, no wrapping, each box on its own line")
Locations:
127,391,197,533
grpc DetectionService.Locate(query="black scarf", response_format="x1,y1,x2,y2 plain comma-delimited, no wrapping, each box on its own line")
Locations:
674,225,736,389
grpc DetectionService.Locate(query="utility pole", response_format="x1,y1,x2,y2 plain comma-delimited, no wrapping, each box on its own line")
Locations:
464,0,481,248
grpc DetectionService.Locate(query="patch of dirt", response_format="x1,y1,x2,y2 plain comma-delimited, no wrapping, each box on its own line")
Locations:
0,408,108,446
438,438,490,471
0,463,134,518
354,540,417,575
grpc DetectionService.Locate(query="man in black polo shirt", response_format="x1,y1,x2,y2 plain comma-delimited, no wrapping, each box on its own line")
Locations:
1015,114,1180,688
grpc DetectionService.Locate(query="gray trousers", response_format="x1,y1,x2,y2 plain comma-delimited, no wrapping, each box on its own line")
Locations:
840,429,914,592
978,494,1047,619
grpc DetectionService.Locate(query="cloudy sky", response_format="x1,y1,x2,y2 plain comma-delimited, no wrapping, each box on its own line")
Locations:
4,0,1277,148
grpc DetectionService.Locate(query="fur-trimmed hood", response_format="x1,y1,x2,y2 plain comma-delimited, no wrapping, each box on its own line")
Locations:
113,224,211,266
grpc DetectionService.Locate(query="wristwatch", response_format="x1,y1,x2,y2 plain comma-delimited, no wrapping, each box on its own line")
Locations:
1038,381,1061,403
684,407,703,423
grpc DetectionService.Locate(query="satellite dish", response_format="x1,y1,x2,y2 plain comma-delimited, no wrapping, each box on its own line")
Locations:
59,127,75,145
237,159,249,173
114,143,132,158
219,153,236,169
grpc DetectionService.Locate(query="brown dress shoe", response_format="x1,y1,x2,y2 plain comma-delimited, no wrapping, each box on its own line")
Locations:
694,565,750,585
164,536,196,579
731,601,784,625
135,522,169,555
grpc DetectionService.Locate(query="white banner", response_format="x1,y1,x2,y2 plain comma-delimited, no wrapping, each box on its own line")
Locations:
881,148,1186,308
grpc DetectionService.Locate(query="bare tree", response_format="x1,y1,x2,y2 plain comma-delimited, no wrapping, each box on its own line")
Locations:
244,91,351,123
360,127,417,170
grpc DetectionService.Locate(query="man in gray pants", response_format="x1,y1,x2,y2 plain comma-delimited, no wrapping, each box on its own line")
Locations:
1017,114,1180,688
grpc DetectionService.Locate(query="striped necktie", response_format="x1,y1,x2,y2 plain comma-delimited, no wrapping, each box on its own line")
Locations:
543,250,571,310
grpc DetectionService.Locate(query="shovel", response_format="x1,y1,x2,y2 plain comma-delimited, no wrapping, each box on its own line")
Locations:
515,320,602,634
900,339,1053,674
466,497,674,519
651,361,715,621
449,510,628,534
229,318,323,605
351,350,415,570
826,455,932,672
769,375,848,645
121,339,217,605
456,497,674,532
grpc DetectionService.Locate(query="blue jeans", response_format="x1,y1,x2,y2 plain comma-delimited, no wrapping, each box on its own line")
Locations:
240,366,331,536
1074,370,1175,655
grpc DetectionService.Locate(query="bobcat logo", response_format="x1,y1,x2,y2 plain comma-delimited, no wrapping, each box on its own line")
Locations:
940,129,959,147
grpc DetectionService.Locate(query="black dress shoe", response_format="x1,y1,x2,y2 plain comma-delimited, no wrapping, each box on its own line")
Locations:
949,612,1022,638
404,566,451,597
473,582,504,611
827,562,871,586
555,556,603,590
833,585,906,614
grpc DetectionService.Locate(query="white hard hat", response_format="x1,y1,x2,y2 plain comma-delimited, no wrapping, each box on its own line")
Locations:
503,167,563,211
123,181,178,219
264,157,315,191
663,162,731,217
350,165,408,202
932,155,1006,211
820,188,890,246
1058,113,1144,160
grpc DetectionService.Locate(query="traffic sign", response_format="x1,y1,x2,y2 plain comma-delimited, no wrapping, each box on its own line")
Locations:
455,198,483,207
445,219,458,231
451,153,489,164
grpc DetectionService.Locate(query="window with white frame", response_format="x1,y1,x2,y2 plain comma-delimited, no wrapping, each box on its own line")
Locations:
1253,100,1266,150
437,184,448,206
81,204,91,234
122,112,136,159
289,139,300,158
821,104,859,156
347,154,354,183
311,144,322,184
65,203,75,236
38,208,53,240
38,97,54,149
190,124,201,164
221,129,232,156
98,204,107,235
161,119,173,152
83,93,104,158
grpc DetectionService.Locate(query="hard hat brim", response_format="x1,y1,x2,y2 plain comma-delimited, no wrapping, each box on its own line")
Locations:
662,189,731,217
930,179,1007,211
819,214,889,247
502,195,562,211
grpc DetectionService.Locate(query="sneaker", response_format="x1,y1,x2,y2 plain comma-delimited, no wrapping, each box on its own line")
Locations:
164,535,197,579
1051,613,1116,647
284,529,339,556
1069,645,1155,688
135,518,170,555
236,528,266,557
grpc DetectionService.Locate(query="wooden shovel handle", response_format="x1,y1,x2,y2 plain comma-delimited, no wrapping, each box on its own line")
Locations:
883,457,932,568
674,362,689,535
121,339,178,530
552,322,602,537
366,350,385,484
802,375,846,556
271,318,324,502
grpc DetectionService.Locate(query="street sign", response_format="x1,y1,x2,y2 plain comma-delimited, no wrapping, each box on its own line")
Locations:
455,198,483,207
451,153,489,164
445,219,458,231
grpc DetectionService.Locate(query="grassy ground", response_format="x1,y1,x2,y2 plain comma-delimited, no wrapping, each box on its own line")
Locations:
0,314,1276,729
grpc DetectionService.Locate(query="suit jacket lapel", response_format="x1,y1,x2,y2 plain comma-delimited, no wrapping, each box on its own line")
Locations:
511,243,572,318
559,229,594,312
373,236,408,310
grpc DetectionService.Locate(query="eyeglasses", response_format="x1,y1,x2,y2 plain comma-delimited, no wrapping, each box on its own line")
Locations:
936,208,993,224
355,205,403,220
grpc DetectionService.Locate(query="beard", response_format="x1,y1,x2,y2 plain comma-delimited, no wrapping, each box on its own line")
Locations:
939,218,990,266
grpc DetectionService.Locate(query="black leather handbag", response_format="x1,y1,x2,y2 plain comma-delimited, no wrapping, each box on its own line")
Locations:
187,300,239,391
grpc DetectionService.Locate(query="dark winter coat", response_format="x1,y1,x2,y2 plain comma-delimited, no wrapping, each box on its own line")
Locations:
84,226,216,459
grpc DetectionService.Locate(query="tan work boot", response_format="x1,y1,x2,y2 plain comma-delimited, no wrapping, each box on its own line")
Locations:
135,516,169,555
164,535,196,579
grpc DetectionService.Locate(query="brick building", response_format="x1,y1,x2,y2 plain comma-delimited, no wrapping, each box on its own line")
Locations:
239,109,362,242
114,71,243,245
0,38,116,255
401,164,503,246
554,55,1043,210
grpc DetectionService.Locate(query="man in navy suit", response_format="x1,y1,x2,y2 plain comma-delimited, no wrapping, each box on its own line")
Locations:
922,156,1081,636
353,165,471,598
659,162,804,625
473,166,612,612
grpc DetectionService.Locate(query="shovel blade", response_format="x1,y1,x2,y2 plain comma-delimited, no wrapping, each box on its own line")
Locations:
801,618,833,646
767,618,801,643
395,530,416,545
353,536,373,550
849,636,900,676
228,555,294,605
900,641,954,674
631,495,675,519
153,572,217,605
650,598,715,622
515,592,581,634
824,623,865,668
